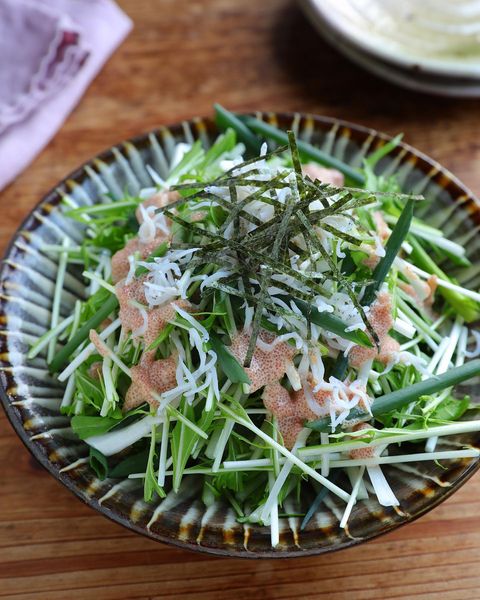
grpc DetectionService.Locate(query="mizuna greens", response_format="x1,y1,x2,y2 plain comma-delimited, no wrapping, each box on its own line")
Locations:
35,106,480,547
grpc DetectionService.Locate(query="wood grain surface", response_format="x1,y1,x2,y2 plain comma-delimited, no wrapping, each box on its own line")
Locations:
1,1,480,598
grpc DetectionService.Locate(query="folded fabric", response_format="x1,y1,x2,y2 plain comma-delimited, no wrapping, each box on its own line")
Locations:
0,0,132,191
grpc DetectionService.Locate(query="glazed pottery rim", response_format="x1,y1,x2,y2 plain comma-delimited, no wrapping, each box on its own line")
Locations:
1,112,480,559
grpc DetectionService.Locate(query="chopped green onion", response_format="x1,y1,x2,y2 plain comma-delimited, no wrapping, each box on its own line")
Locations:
214,104,260,154
363,198,413,306
331,353,349,380
241,114,365,185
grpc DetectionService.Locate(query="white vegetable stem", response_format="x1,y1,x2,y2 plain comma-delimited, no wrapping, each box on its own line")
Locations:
47,238,69,362
340,466,365,528
384,215,466,257
330,449,479,468
28,314,74,359
158,415,170,487
299,421,480,459
268,472,280,548
60,373,76,408
320,432,330,476
58,318,122,382
86,415,164,456
212,386,243,472
425,316,464,452
396,257,480,303
260,429,310,523
218,402,350,503
367,465,399,507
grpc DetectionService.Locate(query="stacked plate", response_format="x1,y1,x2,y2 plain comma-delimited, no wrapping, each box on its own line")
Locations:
300,0,480,97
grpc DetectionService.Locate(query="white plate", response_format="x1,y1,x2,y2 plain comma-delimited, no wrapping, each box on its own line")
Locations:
300,0,480,96
300,0,480,79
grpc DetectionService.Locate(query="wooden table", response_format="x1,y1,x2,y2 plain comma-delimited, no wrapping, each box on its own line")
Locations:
2,1,480,598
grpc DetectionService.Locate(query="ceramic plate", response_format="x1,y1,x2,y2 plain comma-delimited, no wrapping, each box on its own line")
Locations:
300,4,480,98
300,0,480,79
1,113,480,557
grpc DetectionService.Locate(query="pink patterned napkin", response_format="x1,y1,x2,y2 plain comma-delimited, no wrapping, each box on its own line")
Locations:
0,0,132,191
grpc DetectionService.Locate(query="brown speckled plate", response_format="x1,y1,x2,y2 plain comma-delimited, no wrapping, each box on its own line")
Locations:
1,113,480,558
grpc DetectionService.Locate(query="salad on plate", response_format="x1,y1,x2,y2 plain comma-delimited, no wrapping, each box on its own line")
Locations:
33,106,480,546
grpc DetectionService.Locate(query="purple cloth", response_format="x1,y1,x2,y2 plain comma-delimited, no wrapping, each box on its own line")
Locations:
0,0,132,191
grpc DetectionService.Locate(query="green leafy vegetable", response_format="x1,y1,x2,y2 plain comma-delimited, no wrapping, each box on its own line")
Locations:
89,448,109,480
209,335,251,384
430,395,470,422
71,415,119,440
171,399,216,492
109,449,150,478
144,424,166,501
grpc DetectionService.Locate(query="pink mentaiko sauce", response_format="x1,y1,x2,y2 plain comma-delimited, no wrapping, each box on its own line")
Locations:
117,287,190,411
116,276,191,348
88,362,102,379
111,190,179,283
348,291,400,370
262,381,324,448
115,276,147,332
111,236,167,283
349,422,376,459
89,330,110,358
115,275,191,410
363,212,391,270
229,329,297,393
109,189,193,411
302,163,345,187
119,285,187,412
399,266,438,313
124,354,177,411
106,185,392,442
373,211,391,242
262,379,369,449
135,189,179,223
